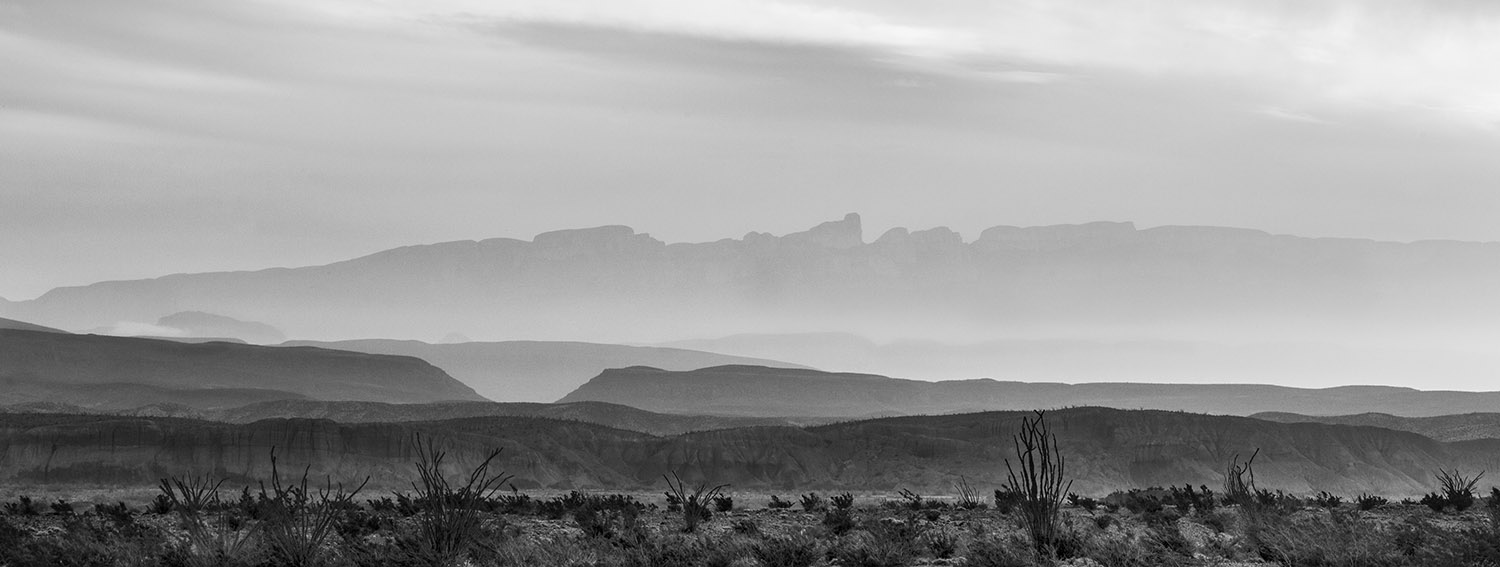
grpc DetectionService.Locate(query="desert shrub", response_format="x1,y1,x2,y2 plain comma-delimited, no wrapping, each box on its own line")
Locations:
573,500,646,546
829,530,917,567
1313,490,1344,509
1253,488,1302,513
1436,468,1484,512
491,488,532,515
1066,492,1098,512
752,532,822,567
993,487,1022,514
1423,492,1451,513
922,526,961,558
711,494,733,512
732,518,761,536
254,449,368,567
830,492,855,510
1356,493,1389,511
399,435,510,567
955,476,985,510
1247,508,1402,567
48,498,74,515
965,534,1034,567
622,533,707,567
662,471,727,533
1093,513,1115,530
159,473,263,567
92,501,134,524
1114,488,1165,515
767,495,794,509
822,507,856,535
3,495,41,516
799,492,824,512
1168,484,1216,514
367,496,397,514
898,488,925,511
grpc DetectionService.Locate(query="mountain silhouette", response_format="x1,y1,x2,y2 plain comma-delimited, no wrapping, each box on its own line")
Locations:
0,329,486,409
560,365,1500,418
282,339,809,402
6,216,1496,374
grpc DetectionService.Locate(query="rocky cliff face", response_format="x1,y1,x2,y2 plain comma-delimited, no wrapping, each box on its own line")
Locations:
0,408,1490,496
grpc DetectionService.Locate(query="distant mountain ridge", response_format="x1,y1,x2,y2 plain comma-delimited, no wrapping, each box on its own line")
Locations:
0,407,1493,496
0,316,66,334
282,339,808,402
560,365,1500,418
1254,412,1500,442
6,215,1497,361
0,329,485,409
0,399,815,437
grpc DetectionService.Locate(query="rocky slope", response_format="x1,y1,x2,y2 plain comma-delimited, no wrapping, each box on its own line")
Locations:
282,339,807,402
0,329,486,408
0,408,1490,496
560,365,1500,418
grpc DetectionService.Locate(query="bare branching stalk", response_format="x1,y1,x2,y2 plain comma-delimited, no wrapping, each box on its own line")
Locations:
256,448,368,567
1003,410,1072,557
1224,448,1259,507
663,471,728,533
404,433,510,567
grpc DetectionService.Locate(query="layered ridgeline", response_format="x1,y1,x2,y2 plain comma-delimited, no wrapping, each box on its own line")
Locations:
0,400,813,437
1,408,1495,496
5,215,1498,365
0,316,66,334
0,328,485,409
1255,412,1500,443
283,339,807,402
560,365,1500,418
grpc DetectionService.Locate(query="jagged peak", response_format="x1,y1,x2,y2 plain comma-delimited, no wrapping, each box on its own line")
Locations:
781,213,863,249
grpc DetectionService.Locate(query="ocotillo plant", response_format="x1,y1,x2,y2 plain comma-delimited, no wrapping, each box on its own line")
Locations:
1003,410,1072,557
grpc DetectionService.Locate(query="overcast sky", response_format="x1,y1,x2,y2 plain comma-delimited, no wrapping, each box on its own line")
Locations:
4,0,1500,300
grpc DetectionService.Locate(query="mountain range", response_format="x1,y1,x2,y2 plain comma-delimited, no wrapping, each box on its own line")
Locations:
282,339,805,402
2,407,1493,496
5,215,1497,380
0,328,484,408
560,365,1500,418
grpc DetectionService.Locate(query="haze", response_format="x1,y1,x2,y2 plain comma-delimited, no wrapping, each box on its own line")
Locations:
4,0,1500,300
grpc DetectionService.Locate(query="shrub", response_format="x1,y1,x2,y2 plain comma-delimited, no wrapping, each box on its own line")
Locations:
831,492,855,510
158,473,262,567
823,507,856,535
1066,492,1098,512
1356,493,1389,511
830,529,917,567
922,526,961,558
966,534,1034,567
956,476,985,510
752,532,822,567
711,494,733,513
1436,468,1484,512
799,492,824,512
401,434,510,566
48,499,74,515
767,495,794,509
1423,492,1451,513
993,488,1022,514
662,471,727,533
1168,484,1216,514
1314,491,1345,509
1005,414,1075,559
898,488,925,510
3,496,40,516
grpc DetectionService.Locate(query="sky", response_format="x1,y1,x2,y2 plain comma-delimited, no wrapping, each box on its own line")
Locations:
4,0,1500,300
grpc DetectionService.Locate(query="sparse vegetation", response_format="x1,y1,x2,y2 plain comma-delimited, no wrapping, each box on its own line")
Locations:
661,471,727,533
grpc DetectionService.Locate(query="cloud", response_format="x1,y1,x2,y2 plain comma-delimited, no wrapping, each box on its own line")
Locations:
301,0,1500,125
